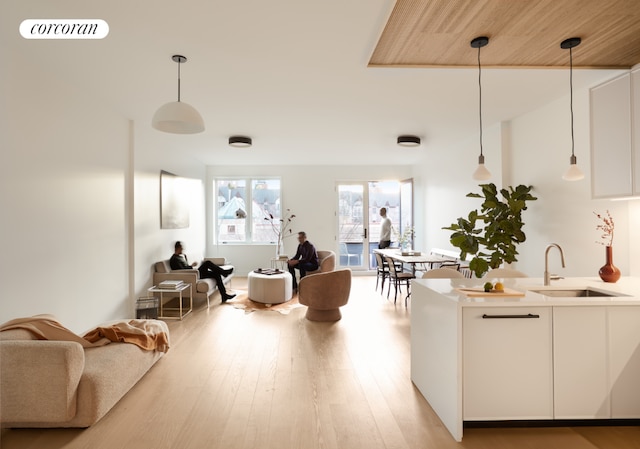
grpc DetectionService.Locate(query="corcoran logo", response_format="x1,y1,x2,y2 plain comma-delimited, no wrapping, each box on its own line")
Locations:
20,19,109,39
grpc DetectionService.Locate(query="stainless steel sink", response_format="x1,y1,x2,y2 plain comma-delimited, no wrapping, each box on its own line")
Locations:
530,288,620,297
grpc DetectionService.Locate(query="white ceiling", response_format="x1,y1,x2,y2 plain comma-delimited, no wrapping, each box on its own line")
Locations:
4,0,628,166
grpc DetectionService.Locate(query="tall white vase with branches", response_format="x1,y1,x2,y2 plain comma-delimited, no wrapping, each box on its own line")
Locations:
265,209,296,258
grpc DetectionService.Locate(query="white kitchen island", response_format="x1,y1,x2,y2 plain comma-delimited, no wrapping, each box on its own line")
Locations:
411,276,640,442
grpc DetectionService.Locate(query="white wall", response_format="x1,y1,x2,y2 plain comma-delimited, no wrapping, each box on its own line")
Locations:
414,122,503,258
132,128,208,302
510,91,631,278
206,165,413,275
1,56,210,333
1,56,130,333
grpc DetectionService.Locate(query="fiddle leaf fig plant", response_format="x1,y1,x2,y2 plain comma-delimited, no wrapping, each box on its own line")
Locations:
442,183,537,278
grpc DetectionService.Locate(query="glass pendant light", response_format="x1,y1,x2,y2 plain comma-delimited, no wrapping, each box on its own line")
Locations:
471,36,491,181
561,38,584,181
152,55,205,134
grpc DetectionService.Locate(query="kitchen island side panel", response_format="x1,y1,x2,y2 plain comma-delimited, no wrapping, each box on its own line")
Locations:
411,281,463,442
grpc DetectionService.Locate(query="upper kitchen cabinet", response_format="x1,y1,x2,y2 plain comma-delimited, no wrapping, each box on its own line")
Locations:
590,72,632,198
634,69,640,195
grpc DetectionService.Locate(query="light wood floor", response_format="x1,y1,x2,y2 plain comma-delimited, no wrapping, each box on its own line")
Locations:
2,276,639,449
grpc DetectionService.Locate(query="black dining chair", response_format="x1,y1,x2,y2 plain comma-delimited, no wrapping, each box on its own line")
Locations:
374,252,403,294
374,252,390,294
385,256,415,306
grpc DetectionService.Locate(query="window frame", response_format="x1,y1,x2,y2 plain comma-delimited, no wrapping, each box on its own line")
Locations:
214,177,282,245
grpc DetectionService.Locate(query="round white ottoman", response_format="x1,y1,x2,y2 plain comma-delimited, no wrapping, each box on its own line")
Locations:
248,270,293,304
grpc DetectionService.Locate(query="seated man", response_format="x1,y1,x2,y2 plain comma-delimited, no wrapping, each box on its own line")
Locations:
287,231,319,290
170,241,236,302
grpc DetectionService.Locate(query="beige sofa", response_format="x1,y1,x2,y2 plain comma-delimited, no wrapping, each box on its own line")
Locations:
0,320,168,428
153,257,234,306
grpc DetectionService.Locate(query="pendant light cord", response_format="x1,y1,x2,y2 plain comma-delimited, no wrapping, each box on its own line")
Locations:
477,44,484,157
569,46,575,157
177,59,182,102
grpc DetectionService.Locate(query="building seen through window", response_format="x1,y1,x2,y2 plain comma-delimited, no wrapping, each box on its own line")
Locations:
215,178,281,244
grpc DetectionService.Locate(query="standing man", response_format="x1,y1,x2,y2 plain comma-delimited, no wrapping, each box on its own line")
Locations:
170,241,236,302
378,207,392,249
287,231,319,290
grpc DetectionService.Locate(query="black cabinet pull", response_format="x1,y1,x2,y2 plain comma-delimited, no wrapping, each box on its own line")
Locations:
482,313,540,319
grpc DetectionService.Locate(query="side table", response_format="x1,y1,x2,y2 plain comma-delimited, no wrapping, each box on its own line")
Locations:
271,256,289,271
148,283,192,320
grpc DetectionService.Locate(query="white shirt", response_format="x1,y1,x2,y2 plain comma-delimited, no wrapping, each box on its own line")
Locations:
380,216,392,241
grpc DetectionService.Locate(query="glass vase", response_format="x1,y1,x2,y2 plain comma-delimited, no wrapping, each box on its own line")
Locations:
598,245,620,283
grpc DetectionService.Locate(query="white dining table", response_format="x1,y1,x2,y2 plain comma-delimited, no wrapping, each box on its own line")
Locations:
373,248,452,273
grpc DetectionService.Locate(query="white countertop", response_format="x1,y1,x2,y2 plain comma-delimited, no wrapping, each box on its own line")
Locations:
414,276,640,307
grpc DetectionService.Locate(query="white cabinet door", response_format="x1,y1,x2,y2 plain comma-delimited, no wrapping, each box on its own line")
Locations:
463,307,553,420
590,73,632,198
609,306,640,418
633,69,640,195
553,307,609,418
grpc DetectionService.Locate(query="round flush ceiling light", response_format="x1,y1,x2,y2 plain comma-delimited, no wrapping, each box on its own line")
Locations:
397,135,421,147
228,136,252,147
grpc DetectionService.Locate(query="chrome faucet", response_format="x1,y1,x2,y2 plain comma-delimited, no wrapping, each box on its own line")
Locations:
544,243,566,286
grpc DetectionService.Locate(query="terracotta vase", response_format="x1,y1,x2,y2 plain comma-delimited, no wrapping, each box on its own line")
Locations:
599,246,621,283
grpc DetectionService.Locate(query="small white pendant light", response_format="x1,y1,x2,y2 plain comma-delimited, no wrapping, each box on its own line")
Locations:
152,55,205,134
471,36,491,181
561,38,585,181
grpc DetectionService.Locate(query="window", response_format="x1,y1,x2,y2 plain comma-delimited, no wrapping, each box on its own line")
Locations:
215,178,281,244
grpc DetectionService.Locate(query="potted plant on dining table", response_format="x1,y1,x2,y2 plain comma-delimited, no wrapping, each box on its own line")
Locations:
395,226,415,251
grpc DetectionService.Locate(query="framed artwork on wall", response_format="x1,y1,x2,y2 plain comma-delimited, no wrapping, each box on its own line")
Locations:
160,170,190,229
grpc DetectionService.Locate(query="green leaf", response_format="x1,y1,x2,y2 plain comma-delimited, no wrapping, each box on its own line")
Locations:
450,233,467,247
443,183,536,273
469,257,489,278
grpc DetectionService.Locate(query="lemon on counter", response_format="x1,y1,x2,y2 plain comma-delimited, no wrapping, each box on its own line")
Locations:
493,282,505,292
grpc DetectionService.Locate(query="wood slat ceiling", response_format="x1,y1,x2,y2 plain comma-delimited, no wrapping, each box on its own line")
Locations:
370,0,640,69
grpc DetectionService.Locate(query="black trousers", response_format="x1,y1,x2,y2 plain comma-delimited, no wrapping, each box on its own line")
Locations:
198,260,228,296
288,262,319,288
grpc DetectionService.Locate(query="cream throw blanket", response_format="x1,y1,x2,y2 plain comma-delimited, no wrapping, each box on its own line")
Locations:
0,314,170,352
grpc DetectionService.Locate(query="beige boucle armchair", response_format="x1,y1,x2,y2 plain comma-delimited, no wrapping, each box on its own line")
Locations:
298,268,352,321
306,250,336,275
153,257,233,307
